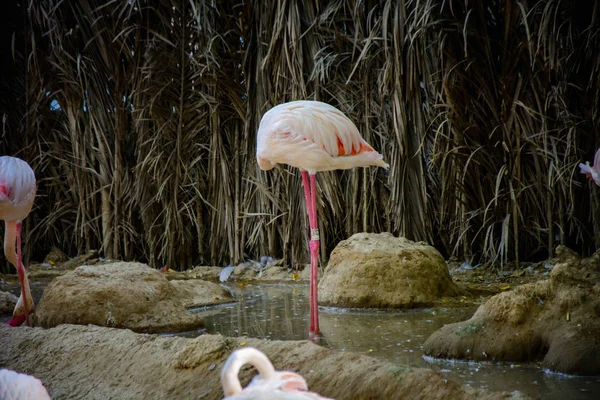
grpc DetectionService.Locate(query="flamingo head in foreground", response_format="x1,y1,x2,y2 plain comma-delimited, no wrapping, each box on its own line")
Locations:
221,347,333,399
579,148,600,186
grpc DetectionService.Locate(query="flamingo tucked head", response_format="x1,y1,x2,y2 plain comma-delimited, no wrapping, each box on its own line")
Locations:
579,148,600,187
257,156,277,171
221,347,333,399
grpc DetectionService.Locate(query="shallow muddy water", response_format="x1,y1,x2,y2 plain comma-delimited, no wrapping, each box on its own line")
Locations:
189,283,599,400
2,279,598,399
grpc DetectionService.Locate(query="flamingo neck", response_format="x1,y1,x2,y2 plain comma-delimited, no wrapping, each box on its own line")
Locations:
3,221,17,267
221,348,276,396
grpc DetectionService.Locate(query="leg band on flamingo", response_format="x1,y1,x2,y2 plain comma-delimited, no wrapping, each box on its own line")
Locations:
302,171,321,338
309,238,320,336
310,228,320,241
308,174,320,336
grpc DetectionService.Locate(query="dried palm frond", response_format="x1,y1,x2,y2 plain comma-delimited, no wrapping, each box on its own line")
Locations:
0,0,597,271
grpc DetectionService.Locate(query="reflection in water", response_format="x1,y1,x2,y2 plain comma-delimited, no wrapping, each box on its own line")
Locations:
194,283,598,400
192,284,310,341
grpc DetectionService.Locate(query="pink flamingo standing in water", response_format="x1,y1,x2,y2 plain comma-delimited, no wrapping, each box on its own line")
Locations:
256,100,388,338
0,156,36,327
221,347,333,399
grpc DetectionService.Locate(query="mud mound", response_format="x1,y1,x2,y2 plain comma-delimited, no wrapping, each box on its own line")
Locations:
424,246,600,375
318,233,464,308
0,324,525,399
170,279,235,307
34,262,202,333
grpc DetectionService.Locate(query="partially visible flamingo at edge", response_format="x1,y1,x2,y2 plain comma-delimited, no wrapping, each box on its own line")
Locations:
579,147,600,186
0,156,37,327
256,100,389,338
221,347,333,399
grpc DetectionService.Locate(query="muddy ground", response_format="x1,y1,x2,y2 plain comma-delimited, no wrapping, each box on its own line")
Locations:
0,249,580,399
425,247,600,375
0,324,526,400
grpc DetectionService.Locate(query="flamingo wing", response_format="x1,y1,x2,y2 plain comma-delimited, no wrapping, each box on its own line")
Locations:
594,147,600,170
261,101,373,158
0,157,36,205
257,101,388,173
294,102,366,157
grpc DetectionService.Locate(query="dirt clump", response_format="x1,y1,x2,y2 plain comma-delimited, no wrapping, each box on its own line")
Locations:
318,233,464,308
424,246,600,375
43,246,68,264
170,279,234,307
34,262,203,333
170,266,223,281
190,260,308,284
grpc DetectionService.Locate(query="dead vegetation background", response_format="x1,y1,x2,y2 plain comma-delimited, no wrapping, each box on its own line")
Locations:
0,0,598,271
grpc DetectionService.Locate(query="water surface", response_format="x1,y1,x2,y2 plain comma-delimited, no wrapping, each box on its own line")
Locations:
191,282,599,400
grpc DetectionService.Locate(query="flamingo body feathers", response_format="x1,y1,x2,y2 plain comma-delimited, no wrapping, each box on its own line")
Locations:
256,101,388,174
221,347,332,399
0,156,36,222
0,369,51,400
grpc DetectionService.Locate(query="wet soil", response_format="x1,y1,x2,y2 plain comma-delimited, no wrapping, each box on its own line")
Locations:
0,324,521,400
1,250,598,399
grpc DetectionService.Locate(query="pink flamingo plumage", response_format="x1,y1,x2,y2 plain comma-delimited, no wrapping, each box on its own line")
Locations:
256,100,388,338
0,369,51,400
579,147,600,186
221,347,333,399
0,156,36,327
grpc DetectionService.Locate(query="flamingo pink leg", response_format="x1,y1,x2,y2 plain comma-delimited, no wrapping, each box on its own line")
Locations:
301,171,320,338
6,222,30,327
16,223,31,327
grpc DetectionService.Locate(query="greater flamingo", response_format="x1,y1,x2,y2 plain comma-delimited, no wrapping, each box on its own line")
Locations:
0,369,51,400
256,100,388,338
579,147,600,186
221,347,332,399
0,156,36,327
